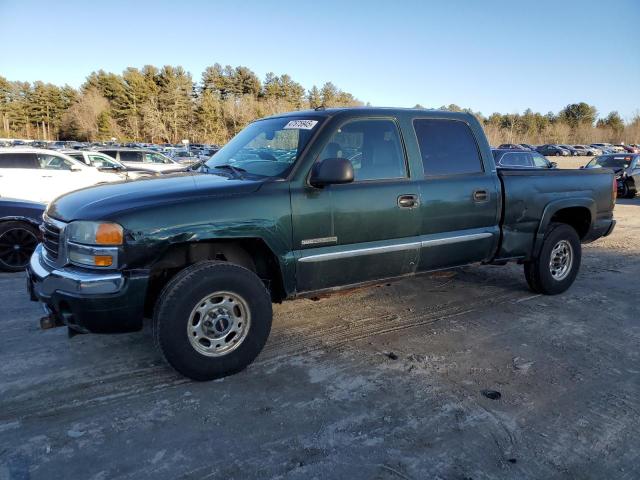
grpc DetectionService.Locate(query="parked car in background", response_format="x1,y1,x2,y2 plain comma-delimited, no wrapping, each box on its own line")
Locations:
591,143,616,154
556,144,580,156
519,143,537,151
61,150,158,180
618,144,640,153
0,148,122,203
536,144,570,156
170,149,201,165
95,148,183,173
0,198,45,271
498,143,527,150
48,141,67,150
573,145,599,156
583,154,639,198
492,149,556,169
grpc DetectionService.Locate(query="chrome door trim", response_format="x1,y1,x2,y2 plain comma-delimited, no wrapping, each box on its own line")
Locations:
297,231,494,263
420,232,493,248
298,241,421,263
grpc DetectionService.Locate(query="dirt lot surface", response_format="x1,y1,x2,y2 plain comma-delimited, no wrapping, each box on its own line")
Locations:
1,195,638,479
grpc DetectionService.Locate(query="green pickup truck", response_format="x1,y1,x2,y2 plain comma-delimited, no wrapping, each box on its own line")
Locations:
27,108,616,380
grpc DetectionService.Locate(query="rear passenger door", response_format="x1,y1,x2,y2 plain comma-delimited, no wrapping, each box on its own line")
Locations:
413,119,500,271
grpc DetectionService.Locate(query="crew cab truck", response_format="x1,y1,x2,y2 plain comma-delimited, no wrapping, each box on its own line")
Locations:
27,108,616,381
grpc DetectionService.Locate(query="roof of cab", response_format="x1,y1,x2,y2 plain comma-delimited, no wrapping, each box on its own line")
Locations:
262,107,477,122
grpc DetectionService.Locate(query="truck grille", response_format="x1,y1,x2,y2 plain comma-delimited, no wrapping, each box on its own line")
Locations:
41,220,62,259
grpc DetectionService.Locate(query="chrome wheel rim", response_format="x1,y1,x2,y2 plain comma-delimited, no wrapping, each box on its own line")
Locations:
0,228,38,268
187,291,251,357
549,240,573,281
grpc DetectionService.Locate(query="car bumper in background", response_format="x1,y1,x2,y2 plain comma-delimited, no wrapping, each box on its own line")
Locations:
27,245,148,333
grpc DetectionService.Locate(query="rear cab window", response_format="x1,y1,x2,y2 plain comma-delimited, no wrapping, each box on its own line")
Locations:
413,119,483,176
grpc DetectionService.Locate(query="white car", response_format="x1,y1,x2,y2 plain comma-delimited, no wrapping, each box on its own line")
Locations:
0,148,122,203
94,148,184,173
61,150,159,180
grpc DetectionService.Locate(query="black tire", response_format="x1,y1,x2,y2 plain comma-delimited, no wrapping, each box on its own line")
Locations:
0,221,40,272
153,261,272,381
555,152,561,156
524,223,581,295
622,181,636,199
619,181,630,198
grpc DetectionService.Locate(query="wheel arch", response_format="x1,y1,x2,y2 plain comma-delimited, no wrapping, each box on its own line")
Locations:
144,238,287,316
0,216,42,230
533,198,594,257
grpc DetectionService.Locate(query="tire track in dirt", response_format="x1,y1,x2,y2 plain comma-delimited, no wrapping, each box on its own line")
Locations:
257,290,525,364
0,289,526,424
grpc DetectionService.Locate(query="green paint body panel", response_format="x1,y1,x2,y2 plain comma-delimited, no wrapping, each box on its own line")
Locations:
47,108,616,310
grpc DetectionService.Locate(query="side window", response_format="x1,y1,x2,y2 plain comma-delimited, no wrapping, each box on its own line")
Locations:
500,152,529,167
100,150,118,159
119,151,142,162
37,154,74,170
89,154,114,168
318,119,406,181
0,153,39,168
532,153,550,168
67,153,88,164
413,119,483,176
145,153,170,164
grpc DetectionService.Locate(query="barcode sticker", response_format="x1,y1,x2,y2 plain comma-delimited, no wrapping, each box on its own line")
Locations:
283,120,318,130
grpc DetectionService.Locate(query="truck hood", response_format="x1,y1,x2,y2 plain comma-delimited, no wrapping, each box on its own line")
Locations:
47,172,263,221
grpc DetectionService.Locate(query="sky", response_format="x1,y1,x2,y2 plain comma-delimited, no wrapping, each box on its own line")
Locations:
1,0,639,119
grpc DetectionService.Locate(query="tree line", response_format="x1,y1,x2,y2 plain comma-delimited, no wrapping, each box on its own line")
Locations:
1,65,639,145
0,64,361,144
420,102,640,146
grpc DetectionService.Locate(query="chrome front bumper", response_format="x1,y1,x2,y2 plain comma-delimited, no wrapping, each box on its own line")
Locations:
29,244,124,297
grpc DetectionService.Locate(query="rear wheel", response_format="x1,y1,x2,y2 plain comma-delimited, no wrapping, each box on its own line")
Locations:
524,223,581,295
0,221,39,272
555,152,561,156
153,261,272,381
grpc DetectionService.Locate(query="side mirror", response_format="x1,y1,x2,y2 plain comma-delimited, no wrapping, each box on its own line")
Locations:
550,162,558,168
69,164,82,172
310,158,354,188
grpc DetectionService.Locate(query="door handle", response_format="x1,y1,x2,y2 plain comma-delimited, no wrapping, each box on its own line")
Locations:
398,194,419,209
472,190,489,202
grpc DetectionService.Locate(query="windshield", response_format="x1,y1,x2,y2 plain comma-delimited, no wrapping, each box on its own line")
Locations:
586,155,631,169
204,117,322,178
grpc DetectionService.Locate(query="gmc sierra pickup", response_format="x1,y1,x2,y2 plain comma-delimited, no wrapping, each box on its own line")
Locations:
27,108,616,380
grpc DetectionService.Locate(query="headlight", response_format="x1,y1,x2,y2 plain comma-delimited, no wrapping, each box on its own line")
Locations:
66,221,123,268
67,221,123,245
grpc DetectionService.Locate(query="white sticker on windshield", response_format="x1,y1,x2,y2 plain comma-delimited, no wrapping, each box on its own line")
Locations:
283,120,318,130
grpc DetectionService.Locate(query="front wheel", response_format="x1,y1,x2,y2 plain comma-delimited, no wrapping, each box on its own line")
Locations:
524,223,581,295
153,261,272,381
555,152,561,156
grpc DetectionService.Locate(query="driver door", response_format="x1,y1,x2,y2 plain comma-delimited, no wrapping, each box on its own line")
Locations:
291,117,421,292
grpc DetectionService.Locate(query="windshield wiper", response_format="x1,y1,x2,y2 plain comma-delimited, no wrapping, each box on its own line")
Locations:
211,164,247,179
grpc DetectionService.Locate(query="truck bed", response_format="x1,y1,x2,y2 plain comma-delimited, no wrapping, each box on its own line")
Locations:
496,168,615,261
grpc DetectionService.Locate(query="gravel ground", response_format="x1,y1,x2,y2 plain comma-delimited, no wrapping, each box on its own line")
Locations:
0,196,638,480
